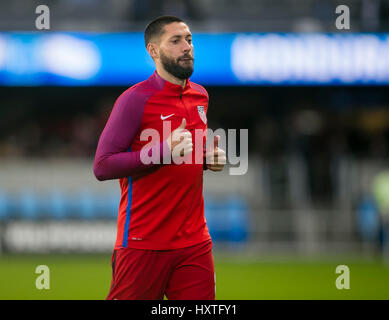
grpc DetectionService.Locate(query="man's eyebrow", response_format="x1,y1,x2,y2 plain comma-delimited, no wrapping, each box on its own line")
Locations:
169,33,192,39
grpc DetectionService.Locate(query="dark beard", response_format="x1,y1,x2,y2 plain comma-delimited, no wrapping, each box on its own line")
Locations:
160,50,194,80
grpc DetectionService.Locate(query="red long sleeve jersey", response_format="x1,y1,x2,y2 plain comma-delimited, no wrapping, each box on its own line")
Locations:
94,71,211,250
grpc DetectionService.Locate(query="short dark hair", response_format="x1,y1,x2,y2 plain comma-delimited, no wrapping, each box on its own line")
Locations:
144,15,185,47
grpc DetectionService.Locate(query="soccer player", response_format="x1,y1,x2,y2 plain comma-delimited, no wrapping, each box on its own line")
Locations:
93,15,226,300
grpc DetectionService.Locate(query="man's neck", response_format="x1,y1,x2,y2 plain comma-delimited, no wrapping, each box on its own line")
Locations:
156,66,186,89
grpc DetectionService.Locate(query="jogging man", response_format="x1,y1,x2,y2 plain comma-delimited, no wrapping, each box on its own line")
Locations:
93,15,226,300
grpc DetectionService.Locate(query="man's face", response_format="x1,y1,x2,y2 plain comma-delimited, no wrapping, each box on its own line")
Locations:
157,22,194,80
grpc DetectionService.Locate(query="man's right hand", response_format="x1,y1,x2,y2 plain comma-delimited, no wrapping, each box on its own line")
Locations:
166,118,193,159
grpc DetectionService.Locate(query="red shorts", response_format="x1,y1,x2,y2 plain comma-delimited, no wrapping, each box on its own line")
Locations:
106,240,215,300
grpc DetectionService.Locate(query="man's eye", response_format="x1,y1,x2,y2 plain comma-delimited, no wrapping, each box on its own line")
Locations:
172,40,178,44
187,39,192,44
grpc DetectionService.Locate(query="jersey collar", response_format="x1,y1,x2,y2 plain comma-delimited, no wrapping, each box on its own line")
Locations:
152,70,191,94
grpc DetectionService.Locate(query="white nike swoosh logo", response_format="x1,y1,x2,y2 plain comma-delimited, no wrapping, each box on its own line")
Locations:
161,114,175,120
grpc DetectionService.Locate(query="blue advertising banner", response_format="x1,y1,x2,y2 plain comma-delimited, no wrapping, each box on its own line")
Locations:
0,32,388,86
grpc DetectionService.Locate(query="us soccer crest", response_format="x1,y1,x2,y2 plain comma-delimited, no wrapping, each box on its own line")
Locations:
197,105,207,124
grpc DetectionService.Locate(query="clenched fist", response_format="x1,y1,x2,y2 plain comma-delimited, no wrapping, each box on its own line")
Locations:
166,118,193,160
205,135,226,171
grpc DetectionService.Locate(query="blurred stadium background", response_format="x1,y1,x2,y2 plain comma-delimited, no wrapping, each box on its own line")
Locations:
1,0,389,299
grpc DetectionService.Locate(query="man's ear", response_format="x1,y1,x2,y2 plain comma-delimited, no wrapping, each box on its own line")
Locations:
146,42,159,60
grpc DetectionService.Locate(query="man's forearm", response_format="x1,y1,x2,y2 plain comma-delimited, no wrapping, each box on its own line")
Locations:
93,141,170,181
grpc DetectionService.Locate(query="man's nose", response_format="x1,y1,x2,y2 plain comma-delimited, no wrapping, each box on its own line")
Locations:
182,41,191,52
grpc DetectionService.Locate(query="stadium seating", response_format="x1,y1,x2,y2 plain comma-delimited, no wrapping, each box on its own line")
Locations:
0,189,250,243
0,190,8,220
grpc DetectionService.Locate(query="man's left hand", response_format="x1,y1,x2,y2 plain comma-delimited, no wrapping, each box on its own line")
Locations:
205,135,226,172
